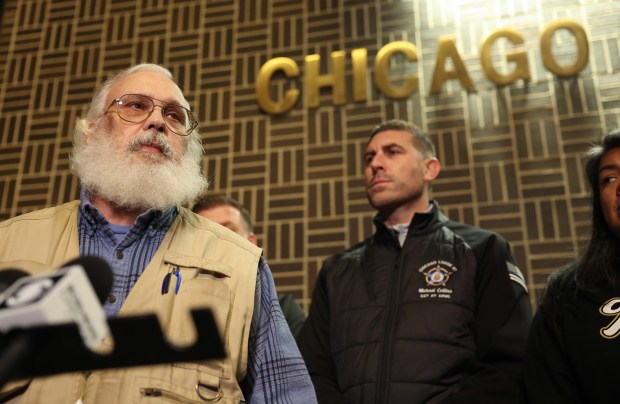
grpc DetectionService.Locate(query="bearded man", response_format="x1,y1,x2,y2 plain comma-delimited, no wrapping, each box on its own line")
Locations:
0,63,316,404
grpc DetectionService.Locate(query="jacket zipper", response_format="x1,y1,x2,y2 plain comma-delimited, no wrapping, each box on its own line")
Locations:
376,241,406,403
140,387,220,403
75,371,90,403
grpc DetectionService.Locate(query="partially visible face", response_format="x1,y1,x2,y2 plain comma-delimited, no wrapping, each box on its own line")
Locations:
196,205,249,238
71,70,206,211
91,70,189,162
364,129,438,214
598,147,620,238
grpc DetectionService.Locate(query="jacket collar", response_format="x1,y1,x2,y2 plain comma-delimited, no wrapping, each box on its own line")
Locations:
372,200,444,243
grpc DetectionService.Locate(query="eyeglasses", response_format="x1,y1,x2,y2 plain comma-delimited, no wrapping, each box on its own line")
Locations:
104,93,199,136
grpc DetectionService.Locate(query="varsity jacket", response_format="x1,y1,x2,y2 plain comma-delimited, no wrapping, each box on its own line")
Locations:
0,201,261,403
298,201,532,403
522,262,620,403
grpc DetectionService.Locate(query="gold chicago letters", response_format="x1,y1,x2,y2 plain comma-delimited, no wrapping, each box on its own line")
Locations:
256,19,589,115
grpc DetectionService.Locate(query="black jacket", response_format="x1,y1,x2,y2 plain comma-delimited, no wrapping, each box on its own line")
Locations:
522,263,620,403
298,201,532,403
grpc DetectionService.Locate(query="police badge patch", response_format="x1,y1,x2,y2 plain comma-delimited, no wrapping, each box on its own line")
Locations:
417,260,458,300
425,265,450,286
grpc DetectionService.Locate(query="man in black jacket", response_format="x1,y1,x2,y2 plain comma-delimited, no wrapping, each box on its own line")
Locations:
297,119,532,403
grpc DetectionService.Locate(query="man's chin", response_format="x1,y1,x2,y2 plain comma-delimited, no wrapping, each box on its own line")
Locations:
367,193,393,210
133,151,173,163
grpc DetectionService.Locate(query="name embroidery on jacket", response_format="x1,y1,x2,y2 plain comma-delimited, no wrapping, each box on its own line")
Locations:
417,260,457,299
600,298,620,339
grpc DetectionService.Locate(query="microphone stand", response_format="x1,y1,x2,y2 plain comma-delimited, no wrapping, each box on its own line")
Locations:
0,308,224,390
0,331,32,390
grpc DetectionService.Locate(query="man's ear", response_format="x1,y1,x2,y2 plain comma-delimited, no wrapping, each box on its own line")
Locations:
84,122,96,145
424,157,441,181
247,232,258,246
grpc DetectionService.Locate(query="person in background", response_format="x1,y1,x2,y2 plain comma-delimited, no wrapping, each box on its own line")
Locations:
192,194,306,338
0,63,316,404
522,128,620,403
297,119,532,403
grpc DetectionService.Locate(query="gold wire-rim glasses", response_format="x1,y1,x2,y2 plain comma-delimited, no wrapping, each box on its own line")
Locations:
103,93,199,136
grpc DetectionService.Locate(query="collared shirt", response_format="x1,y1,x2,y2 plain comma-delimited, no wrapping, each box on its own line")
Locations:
78,190,176,315
77,190,316,403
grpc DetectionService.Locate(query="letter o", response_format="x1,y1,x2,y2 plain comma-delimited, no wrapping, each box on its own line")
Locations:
540,19,589,77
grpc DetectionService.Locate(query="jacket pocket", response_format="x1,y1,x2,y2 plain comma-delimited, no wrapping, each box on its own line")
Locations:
161,253,234,370
135,373,230,403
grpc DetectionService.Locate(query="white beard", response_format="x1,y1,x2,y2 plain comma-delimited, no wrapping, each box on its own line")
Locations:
71,129,207,211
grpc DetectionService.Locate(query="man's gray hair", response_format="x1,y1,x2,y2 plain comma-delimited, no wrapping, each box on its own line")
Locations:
73,63,200,149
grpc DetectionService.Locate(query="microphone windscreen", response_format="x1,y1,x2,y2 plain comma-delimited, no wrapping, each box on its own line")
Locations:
62,256,113,304
0,269,29,294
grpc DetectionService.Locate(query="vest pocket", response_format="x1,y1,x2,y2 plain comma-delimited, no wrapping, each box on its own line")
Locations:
162,253,234,346
163,252,233,279
136,373,224,402
164,274,232,350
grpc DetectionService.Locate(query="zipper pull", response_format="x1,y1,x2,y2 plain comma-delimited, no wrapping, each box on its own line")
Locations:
141,388,162,397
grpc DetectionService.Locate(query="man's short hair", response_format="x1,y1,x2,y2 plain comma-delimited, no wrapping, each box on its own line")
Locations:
369,119,437,158
192,194,254,233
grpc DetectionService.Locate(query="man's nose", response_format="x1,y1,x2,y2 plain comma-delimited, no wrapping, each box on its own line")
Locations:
369,154,384,172
145,105,166,133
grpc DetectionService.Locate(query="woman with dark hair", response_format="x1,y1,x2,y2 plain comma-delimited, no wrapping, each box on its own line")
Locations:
522,128,620,403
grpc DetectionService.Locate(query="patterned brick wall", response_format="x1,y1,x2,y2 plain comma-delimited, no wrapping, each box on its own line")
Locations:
1,0,619,311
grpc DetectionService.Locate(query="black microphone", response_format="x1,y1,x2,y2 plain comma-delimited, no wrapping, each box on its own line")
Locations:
61,256,114,304
0,256,113,349
0,269,29,294
0,257,225,388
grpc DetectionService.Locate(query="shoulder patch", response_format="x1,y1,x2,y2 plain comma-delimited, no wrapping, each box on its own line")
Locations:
507,261,528,292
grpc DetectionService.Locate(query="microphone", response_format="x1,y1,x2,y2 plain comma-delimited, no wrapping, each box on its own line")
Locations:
0,269,29,294
60,256,114,305
0,257,224,386
0,256,113,350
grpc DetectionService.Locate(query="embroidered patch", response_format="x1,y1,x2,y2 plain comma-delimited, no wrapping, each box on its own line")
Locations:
599,298,620,339
417,260,458,300
425,265,451,286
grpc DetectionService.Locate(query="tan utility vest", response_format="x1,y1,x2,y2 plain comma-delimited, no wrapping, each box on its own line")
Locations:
0,201,261,403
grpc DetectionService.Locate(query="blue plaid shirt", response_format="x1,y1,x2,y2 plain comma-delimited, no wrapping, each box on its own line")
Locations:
77,190,316,403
